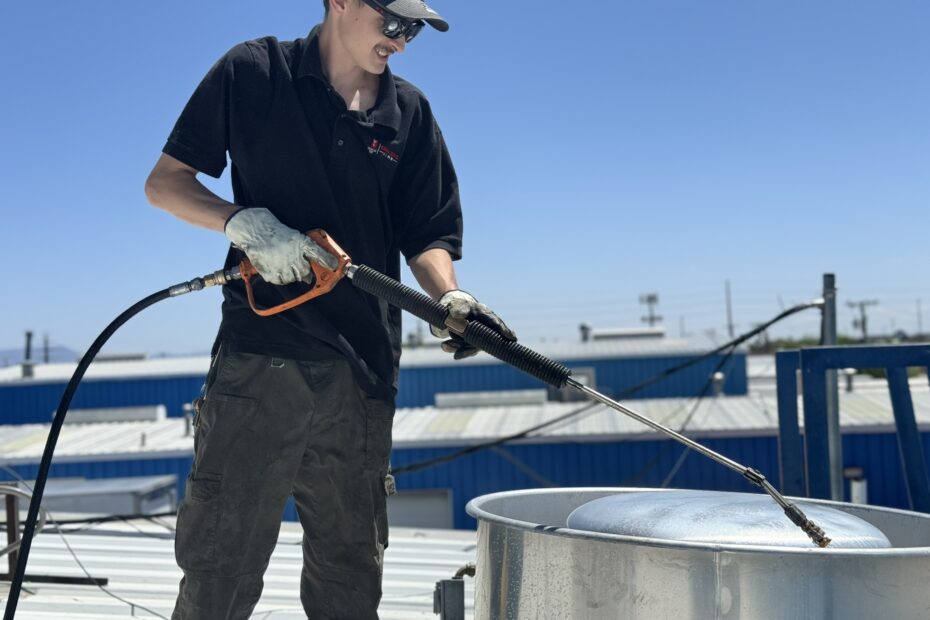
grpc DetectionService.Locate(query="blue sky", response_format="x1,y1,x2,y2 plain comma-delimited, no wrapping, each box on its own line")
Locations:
2,1,928,359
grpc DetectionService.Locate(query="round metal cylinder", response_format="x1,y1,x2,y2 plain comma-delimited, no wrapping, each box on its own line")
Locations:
466,488,930,619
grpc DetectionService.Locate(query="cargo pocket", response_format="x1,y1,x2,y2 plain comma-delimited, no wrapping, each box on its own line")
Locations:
193,392,260,477
364,397,395,472
175,471,223,572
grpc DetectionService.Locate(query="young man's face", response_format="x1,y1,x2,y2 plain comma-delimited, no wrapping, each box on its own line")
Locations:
337,0,407,74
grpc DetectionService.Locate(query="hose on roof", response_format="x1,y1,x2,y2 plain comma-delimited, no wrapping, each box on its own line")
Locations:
2,287,172,620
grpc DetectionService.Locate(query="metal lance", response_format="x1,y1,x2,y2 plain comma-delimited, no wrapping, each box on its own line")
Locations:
345,263,832,548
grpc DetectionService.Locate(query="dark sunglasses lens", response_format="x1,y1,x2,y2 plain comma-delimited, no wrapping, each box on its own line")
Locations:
405,21,424,42
383,17,404,38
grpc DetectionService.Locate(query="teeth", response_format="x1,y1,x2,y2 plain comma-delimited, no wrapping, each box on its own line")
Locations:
377,47,390,57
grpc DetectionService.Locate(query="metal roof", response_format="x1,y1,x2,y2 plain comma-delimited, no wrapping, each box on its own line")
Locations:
0,335,734,384
399,334,734,368
4,517,476,619
0,357,212,385
1,386,927,464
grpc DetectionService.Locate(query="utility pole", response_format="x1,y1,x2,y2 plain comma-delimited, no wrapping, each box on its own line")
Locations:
725,280,734,339
918,299,924,336
847,299,879,342
639,293,662,327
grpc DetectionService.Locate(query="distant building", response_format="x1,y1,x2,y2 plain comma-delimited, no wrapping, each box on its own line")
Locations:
0,335,747,423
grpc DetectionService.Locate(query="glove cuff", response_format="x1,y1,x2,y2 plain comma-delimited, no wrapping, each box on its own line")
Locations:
223,207,248,232
431,290,473,339
438,289,477,306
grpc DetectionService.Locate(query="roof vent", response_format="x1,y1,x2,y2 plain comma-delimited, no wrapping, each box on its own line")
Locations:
590,326,666,341
58,405,167,424
435,389,548,408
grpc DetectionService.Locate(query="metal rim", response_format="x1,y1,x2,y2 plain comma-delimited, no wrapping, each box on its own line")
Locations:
465,487,930,557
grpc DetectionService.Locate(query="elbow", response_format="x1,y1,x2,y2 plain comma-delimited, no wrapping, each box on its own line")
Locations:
144,170,159,208
144,170,163,209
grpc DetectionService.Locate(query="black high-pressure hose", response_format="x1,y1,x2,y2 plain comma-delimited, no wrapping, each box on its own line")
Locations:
2,268,235,619
2,289,170,618
3,260,827,617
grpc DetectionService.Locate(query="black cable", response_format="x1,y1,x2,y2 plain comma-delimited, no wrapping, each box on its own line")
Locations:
392,400,600,475
619,346,739,487
393,301,818,478
660,344,739,487
3,288,172,620
35,510,178,528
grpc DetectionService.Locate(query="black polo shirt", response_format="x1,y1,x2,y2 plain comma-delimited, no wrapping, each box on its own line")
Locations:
163,26,463,397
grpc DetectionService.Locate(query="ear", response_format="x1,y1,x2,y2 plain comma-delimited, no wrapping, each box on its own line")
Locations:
329,0,351,15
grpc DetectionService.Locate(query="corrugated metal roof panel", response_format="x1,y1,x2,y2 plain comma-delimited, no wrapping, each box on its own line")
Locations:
0,357,212,384
0,334,733,384
2,387,927,464
6,518,476,618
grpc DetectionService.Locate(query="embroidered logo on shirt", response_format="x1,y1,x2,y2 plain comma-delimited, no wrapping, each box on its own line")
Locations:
368,139,399,163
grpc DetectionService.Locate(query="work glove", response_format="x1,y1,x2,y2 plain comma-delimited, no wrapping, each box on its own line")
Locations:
224,207,338,285
430,290,517,360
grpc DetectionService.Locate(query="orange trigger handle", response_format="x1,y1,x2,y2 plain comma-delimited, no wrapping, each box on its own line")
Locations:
239,229,351,316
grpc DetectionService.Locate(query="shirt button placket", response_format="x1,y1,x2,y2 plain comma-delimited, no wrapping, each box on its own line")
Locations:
331,116,348,171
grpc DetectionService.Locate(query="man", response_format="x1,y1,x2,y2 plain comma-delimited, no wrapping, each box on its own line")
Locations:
144,0,515,618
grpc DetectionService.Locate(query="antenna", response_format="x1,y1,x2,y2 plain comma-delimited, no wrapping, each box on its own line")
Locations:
725,280,735,339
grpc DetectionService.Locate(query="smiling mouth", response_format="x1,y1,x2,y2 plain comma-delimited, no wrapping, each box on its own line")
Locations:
376,46,392,58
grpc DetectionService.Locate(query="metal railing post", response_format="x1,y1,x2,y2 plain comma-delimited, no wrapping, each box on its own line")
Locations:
822,274,843,500
775,351,806,495
5,493,19,576
887,367,930,512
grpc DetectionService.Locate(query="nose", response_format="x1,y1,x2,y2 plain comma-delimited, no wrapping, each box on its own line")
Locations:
392,36,406,53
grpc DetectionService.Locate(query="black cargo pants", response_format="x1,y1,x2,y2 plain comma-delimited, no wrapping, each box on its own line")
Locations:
171,345,394,619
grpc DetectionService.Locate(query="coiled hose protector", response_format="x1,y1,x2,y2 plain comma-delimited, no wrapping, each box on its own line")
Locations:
350,264,572,388
462,321,571,388
351,264,449,328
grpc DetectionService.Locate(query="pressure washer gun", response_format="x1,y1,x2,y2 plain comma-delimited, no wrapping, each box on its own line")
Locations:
170,229,832,547
5,228,831,620
168,230,352,314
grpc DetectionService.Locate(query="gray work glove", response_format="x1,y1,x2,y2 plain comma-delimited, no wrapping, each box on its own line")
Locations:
224,207,338,285
430,290,517,360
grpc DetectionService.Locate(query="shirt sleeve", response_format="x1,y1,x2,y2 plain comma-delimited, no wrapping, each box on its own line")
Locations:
392,101,464,262
162,43,256,178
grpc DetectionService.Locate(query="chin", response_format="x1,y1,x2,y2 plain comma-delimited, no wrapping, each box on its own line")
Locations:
366,61,388,74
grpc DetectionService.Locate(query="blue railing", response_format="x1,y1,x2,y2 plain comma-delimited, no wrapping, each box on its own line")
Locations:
776,344,930,511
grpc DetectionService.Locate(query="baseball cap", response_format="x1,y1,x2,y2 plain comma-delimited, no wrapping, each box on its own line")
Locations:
376,0,449,32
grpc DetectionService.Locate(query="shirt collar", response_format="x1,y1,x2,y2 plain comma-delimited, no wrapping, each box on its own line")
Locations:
298,26,402,135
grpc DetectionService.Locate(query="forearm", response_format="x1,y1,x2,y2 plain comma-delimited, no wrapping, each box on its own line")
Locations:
144,154,237,232
408,248,457,300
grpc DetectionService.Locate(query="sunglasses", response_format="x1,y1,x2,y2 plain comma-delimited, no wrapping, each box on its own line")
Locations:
361,0,425,42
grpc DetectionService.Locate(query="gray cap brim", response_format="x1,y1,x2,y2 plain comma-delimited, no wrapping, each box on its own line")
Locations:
380,0,449,32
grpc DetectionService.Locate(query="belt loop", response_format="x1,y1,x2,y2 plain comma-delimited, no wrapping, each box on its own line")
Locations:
271,357,286,368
